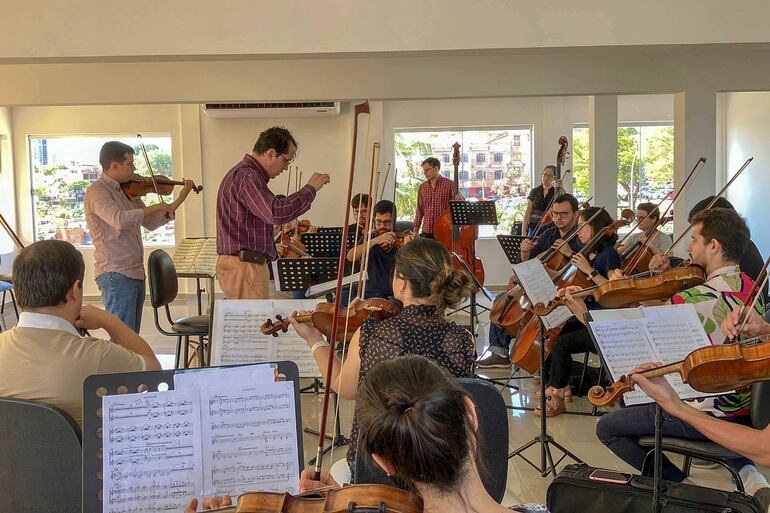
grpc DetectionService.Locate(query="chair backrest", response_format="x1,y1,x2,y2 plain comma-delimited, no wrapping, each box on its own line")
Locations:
147,249,178,308
0,249,16,275
394,220,415,233
0,397,82,512
751,380,770,429
353,377,508,503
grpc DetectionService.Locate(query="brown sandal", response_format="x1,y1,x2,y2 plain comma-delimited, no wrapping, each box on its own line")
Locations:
534,395,566,417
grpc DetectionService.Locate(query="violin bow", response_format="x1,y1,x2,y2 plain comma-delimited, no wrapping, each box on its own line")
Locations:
136,134,171,219
622,157,707,271
537,204,602,263
664,157,753,259
356,142,381,300
379,163,392,204
731,255,770,343
0,213,24,250
313,102,370,479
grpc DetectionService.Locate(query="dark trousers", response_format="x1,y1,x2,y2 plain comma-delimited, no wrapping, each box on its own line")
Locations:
597,403,753,482
542,318,589,388
420,232,434,239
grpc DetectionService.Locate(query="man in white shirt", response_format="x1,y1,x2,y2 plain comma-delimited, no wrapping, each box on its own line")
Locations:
0,240,160,428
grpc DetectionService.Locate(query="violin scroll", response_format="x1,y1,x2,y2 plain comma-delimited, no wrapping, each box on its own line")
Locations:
261,315,290,337
588,376,635,407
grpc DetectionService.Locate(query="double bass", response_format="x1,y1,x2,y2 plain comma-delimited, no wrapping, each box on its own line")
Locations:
433,142,485,285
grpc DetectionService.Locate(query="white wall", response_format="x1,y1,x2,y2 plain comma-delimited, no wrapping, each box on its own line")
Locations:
3,1,770,59
722,92,770,260
0,107,16,265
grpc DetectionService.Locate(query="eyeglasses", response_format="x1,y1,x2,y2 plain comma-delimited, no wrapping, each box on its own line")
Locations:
280,153,296,164
552,211,572,219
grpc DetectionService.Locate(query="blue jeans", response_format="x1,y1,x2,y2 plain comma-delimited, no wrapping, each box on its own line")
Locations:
96,272,146,333
596,403,752,482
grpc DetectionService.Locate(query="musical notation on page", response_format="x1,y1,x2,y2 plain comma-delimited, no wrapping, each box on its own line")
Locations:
512,258,573,329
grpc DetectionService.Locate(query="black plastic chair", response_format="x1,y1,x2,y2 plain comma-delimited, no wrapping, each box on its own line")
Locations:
353,377,508,503
0,397,82,512
638,381,770,492
147,249,210,368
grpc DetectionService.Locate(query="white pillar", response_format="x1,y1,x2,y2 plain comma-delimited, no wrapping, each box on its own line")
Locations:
673,89,717,251
589,95,618,216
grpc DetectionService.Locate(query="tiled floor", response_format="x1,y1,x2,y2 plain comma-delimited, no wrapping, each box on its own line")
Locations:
2,294,767,508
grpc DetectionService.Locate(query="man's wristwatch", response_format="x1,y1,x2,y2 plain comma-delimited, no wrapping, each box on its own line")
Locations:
586,269,600,280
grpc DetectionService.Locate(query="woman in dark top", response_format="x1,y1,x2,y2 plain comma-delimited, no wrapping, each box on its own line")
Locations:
537,207,621,417
522,165,561,236
290,237,477,481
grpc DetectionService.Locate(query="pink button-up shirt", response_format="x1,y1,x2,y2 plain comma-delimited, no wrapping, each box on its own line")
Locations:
84,174,170,280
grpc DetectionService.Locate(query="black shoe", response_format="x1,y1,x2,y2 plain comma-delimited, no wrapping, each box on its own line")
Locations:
476,352,511,369
754,487,770,513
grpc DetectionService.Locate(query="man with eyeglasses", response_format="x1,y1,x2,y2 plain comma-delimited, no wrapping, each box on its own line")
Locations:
477,193,583,369
216,126,330,299
413,157,463,238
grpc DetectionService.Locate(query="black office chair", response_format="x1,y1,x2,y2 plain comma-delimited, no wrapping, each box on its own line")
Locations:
638,381,770,492
353,377,508,503
147,249,210,368
0,397,82,512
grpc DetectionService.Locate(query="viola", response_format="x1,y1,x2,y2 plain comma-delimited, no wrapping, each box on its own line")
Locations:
206,484,423,513
533,265,706,315
278,232,311,258
619,215,673,274
121,173,203,198
261,297,402,343
588,335,770,407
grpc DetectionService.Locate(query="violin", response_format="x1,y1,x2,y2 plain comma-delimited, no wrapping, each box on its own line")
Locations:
121,173,203,198
278,232,311,258
588,335,770,407
619,215,673,274
261,297,402,343
210,484,423,513
533,264,706,315
382,230,414,253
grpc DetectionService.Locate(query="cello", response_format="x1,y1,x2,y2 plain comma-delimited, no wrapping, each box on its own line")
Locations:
433,142,485,285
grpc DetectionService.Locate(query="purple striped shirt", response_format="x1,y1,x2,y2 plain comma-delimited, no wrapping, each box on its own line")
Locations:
216,154,316,260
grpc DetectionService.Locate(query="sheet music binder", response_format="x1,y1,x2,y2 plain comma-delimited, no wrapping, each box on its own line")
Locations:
448,200,498,226
273,257,339,292
172,237,218,276
82,361,303,513
497,235,527,265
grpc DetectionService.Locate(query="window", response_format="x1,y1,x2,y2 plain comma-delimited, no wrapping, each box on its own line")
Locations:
442,154,450,163
394,127,533,237
29,135,175,246
572,127,590,204
513,135,521,145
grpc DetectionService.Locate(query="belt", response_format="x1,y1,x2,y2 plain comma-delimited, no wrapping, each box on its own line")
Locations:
237,249,269,265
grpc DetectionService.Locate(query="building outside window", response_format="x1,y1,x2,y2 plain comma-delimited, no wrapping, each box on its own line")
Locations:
29,135,175,246
394,127,533,237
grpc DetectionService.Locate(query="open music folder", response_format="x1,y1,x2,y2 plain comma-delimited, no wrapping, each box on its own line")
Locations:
586,303,728,406
101,365,300,513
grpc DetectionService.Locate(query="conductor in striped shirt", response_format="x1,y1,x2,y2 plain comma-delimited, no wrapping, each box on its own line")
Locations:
216,127,330,299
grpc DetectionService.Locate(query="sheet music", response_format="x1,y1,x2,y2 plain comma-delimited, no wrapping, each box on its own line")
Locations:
200,381,299,497
173,238,218,276
589,304,719,406
511,258,572,329
211,299,321,377
174,364,277,390
103,390,203,513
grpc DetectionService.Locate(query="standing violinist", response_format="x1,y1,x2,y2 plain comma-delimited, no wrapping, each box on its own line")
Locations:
616,201,672,256
216,127,330,300
413,157,463,239
345,200,413,300
565,208,767,488
477,193,583,370
522,165,562,236
84,141,195,332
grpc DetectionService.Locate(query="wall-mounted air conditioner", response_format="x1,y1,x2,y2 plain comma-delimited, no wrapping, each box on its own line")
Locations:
201,102,340,118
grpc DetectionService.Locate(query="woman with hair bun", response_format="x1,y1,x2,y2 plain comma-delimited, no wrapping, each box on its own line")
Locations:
354,355,546,513
290,237,477,482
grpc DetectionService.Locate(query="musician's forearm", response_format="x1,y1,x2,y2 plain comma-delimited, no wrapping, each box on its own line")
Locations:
666,401,770,466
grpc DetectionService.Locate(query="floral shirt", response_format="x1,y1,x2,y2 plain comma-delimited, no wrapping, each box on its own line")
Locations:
671,265,764,417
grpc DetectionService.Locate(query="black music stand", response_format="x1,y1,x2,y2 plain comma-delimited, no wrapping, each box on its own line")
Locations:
497,234,527,265
317,226,343,234
301,232,358,258
273,257,339,295
507,302,583,477
448,200,498,334
82,361,303,513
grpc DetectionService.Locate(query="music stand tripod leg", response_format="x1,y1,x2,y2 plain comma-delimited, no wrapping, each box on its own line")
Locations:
508,315,583,476
305,391,350,466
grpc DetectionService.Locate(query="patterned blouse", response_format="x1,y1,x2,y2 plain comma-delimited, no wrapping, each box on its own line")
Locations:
671,265,764,417
346,304,476,471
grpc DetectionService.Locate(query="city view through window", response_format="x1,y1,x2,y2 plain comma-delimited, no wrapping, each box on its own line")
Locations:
394,128,533,237
29,135,175,246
